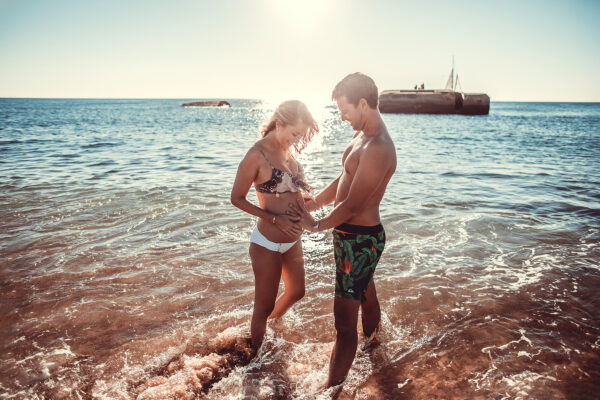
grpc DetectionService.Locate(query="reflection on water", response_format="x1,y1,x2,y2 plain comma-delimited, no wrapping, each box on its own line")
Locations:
0,99,599,399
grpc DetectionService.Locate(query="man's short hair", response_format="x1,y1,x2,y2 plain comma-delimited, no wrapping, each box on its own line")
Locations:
331,72,379,109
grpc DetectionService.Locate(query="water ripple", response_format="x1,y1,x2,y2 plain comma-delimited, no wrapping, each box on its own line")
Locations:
0,99,599,398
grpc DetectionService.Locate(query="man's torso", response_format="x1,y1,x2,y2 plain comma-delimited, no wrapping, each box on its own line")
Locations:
335,129,396,226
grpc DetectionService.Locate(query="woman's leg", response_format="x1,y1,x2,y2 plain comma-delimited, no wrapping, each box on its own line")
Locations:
249,243,282,348
269,241,305,319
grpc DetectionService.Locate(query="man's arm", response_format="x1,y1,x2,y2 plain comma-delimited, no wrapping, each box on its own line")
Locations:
296,146,392,231
305,174,341,212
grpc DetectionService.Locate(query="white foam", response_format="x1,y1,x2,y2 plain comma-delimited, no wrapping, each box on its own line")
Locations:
398,378,410,389
499,371,557,395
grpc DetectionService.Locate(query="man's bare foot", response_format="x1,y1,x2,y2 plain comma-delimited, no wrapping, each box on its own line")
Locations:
362,323,380,351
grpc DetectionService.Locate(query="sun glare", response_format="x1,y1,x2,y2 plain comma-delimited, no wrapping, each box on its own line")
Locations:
266,0,336,31
263,92,332,116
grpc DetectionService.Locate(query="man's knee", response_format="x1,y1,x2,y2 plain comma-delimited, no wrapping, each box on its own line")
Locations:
334,316,358,337
362,295,380,312
333,297,360,335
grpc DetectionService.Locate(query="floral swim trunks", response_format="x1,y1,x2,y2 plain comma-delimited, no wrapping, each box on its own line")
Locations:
333,223,386,303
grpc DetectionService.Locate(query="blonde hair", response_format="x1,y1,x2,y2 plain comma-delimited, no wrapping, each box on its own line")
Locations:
261,100,319,153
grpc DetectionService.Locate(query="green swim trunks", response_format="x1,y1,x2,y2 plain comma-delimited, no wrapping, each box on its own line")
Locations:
333,223,386,303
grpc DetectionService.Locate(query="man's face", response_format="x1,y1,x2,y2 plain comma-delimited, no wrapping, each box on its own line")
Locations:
336,96,363,131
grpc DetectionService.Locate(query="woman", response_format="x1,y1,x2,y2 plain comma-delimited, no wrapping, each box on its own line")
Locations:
231,100,318,349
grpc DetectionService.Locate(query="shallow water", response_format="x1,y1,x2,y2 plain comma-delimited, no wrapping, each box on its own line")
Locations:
1,99,599,399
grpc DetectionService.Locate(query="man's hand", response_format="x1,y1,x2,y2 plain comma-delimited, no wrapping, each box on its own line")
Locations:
274,214,302,236
302,195,320,212
289,198,318,232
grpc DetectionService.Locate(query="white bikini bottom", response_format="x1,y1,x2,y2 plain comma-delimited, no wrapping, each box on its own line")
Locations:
250,226,298,253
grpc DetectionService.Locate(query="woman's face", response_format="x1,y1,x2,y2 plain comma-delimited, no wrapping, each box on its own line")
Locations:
277,119,309,149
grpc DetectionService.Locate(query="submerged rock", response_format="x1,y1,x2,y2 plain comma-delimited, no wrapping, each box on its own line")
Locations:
182,101,231,107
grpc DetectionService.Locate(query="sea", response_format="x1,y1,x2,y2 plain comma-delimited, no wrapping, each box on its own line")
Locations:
0,98,599,400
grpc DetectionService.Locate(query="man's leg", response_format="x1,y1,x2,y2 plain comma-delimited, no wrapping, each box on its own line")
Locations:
361,279,381,337
327,296,361,387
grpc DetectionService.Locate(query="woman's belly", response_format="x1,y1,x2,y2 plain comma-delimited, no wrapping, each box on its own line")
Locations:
256,191,303,243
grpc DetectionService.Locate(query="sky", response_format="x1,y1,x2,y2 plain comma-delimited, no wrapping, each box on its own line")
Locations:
0,0,599,102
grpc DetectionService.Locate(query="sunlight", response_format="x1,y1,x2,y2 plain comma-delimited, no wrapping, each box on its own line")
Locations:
265,0,337,31
262,91,331,116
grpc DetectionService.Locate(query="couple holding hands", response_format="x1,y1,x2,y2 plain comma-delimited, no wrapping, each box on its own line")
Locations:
231,72,396,387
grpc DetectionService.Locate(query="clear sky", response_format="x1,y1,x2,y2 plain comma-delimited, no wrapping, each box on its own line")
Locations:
1,0,599,102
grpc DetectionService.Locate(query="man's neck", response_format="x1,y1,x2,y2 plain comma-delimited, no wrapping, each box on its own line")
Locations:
361,108,383,138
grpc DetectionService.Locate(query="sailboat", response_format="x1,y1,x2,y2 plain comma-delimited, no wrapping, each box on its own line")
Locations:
378,57,490,115
444,56,463,92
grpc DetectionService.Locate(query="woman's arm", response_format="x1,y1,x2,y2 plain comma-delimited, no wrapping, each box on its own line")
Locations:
231,149,273,221
231,148,301,235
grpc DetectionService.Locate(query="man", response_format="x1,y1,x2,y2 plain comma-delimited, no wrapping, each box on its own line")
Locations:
292,72,397,387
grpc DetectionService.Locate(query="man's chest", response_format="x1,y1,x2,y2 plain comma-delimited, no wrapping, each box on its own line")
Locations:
342,140,366,176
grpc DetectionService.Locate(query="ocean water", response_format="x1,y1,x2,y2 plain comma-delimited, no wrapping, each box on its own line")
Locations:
0,98,599,399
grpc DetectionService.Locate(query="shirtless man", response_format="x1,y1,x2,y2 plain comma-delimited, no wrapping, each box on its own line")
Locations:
292,72,397,387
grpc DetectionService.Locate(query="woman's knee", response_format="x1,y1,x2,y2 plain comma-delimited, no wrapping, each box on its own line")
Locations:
254,300,275,318
290,286,305,302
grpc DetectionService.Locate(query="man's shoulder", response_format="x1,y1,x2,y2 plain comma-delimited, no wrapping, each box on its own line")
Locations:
359,133,396,174
364,134,395,157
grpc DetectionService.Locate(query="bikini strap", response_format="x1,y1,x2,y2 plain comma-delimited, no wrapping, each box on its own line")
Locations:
296,157,304,175
257,148,276,169
290,153,303,178
257,147,298,176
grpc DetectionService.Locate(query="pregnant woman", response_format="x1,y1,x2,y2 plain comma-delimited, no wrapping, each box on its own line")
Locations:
231,100,318,349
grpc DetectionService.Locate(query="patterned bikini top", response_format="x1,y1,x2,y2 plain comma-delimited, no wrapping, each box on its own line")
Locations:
256,149,312,195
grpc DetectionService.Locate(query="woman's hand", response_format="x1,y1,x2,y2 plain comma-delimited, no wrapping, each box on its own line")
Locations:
274,214,302,236
289,198,318,232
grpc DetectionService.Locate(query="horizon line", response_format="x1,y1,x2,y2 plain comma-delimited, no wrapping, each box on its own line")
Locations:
1,96,599,104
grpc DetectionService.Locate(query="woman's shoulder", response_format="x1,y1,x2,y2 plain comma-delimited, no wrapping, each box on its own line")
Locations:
243,143,269,165
253,138,275,153
250,140,279,162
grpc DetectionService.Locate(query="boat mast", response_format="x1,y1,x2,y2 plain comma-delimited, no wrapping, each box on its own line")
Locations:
445,55,455,90
452,55,456,91
455,74,463,93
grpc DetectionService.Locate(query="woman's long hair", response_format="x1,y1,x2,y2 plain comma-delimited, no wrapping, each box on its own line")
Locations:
261,100,319,153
